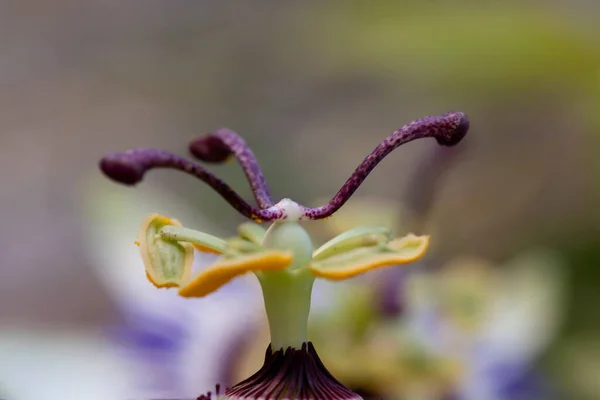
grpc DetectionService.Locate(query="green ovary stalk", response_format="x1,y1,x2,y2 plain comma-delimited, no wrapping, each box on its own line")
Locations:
258,221,315,350
258,270,315,350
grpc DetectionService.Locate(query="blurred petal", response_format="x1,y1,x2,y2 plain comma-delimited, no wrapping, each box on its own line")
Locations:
0,328,130,400
481,249,566,365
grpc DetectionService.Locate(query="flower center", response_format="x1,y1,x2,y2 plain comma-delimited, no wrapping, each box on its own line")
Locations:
273,198,304,221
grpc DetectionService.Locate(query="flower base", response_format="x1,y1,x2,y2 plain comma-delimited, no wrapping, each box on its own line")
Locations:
219,342,362,400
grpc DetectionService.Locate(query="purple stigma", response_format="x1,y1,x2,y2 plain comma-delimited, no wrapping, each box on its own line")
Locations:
189,135,233,163
435,112,469,146
300,112,469,220
99,111,468,223
98,148,274,221
100,152,145,185
189,128,274,209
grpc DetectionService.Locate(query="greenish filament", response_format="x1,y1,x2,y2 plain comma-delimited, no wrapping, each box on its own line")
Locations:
238,222,267,245
159,225,228,253
224,237,260,256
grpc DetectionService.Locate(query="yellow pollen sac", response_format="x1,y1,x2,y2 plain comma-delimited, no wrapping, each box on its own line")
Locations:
387,234,429,252
145,272,178,288
310,234,429,280
139,213,194,289
178,251,292,298
192,243,223,254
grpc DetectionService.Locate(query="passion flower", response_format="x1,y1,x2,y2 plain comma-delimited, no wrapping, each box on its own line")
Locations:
99,112,469,399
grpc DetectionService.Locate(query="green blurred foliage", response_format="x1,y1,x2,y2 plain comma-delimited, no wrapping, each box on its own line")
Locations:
314,2,599,96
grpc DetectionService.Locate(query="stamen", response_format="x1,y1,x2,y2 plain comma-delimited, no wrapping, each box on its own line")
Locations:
190,129,274,209
300,112,469,220
99,148,266,220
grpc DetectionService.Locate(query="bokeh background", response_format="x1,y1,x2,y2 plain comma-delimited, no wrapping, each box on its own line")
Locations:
1,1,599,399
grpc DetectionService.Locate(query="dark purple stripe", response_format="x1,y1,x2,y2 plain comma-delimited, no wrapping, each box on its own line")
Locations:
224,342,361,399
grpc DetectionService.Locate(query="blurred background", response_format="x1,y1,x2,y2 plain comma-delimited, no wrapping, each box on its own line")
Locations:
0,1,599,399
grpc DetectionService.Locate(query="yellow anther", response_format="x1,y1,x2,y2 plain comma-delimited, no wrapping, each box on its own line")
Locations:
178,251,292,298
193,243,223,254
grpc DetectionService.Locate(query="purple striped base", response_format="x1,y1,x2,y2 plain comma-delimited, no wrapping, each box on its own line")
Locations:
197,342,361,400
